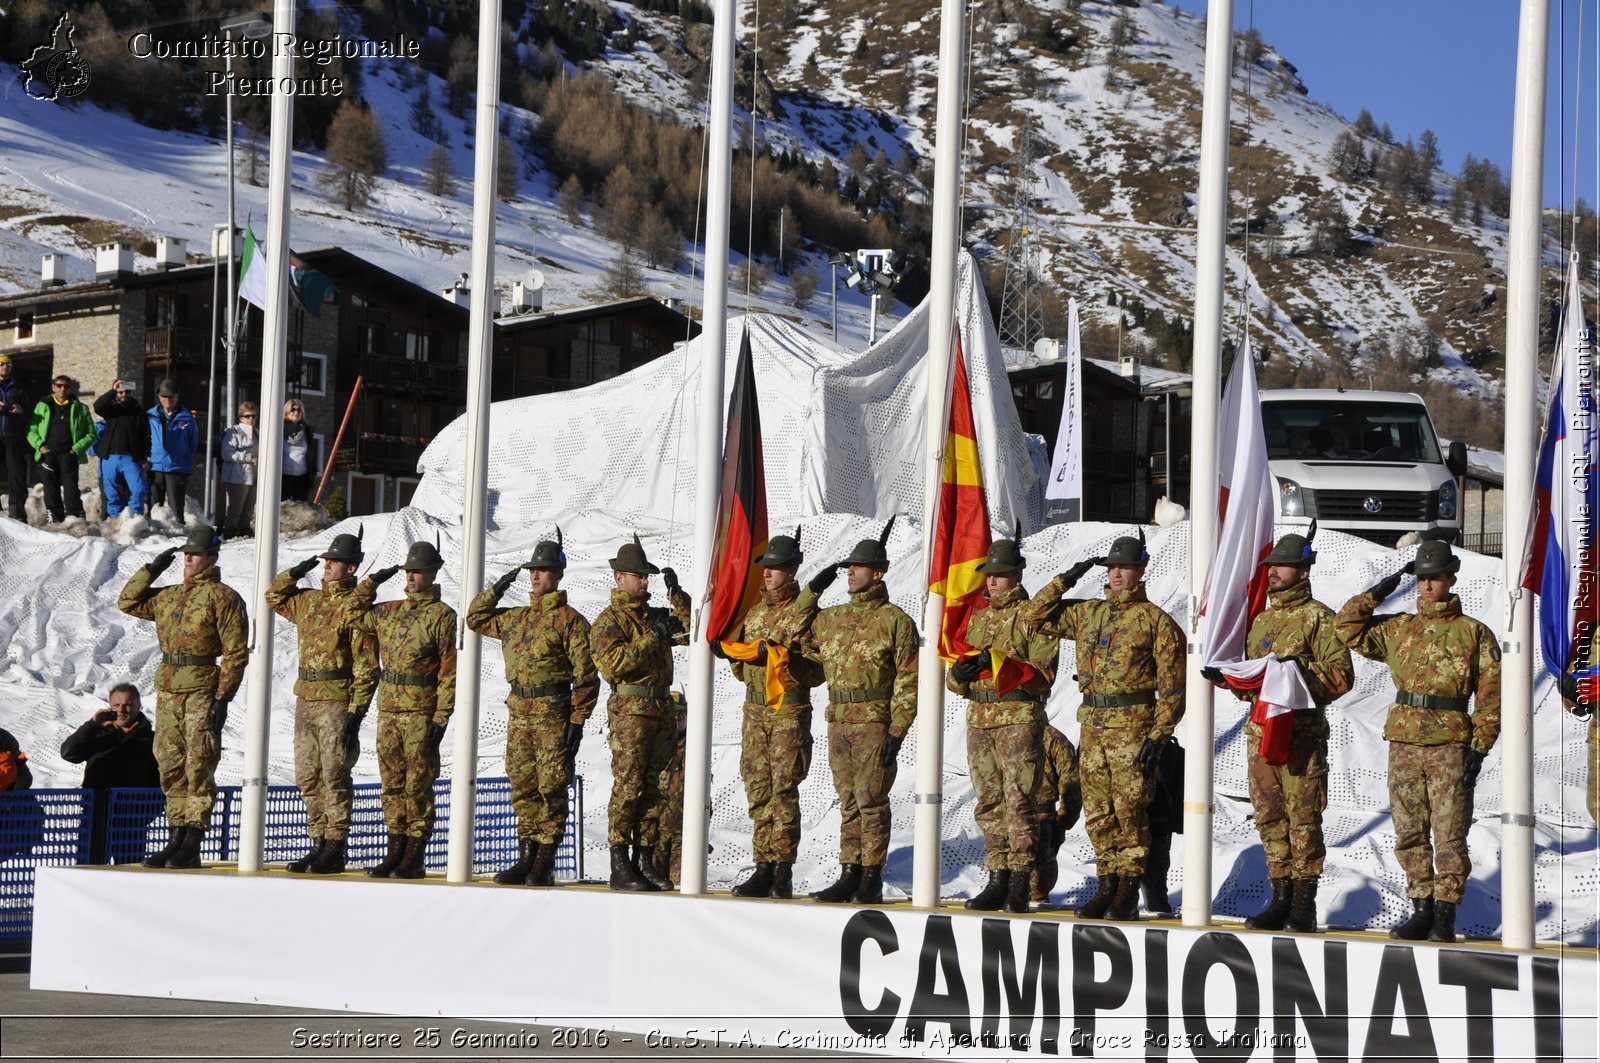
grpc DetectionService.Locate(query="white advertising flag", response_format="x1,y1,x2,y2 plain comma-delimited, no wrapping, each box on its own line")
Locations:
1043,297,1083,522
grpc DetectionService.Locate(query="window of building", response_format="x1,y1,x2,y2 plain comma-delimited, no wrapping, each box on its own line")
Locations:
396,477,419,509
346,472,385,516
148,293,187,328
16,312,34,342
403,330,434,361
296,352,327,396
358,323,385,358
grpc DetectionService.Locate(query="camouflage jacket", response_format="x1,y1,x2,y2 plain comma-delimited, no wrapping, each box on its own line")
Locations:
118,564,249,699
1335,591,1501,751
347,582,458,723
591,586,690,719
1038,724,1082,829
1237,580,1354,741
725,581,824,711
801,581,919,736
466,587,600,724
946,585,1060,728
264,571,379,713
1025,579,1186,740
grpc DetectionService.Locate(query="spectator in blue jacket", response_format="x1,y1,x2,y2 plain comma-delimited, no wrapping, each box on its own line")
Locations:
0,355,30,522
93,380,148,519
147,379,198,523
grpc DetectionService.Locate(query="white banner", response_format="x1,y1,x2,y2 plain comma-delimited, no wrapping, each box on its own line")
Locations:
1043,297,1083,523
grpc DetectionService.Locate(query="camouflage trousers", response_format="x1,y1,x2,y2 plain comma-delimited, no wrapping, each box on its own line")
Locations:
153,689,221,831
741,705,813,863
1079,724,1151,877
507,699,574,846
967,721,1043,872
655,737,686,880
376,711,440,839
1247,727,1329,879
295,698,357,840
1389,740,1471,904
608,711,675,847
828,720,897,866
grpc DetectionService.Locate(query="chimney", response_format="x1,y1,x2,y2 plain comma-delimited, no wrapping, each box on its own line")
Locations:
156,236,187,271
1118,353,1140,380
510,280,543,313
659,295,682,314
95,242,135,280
442,273,470,308
41,253,67,287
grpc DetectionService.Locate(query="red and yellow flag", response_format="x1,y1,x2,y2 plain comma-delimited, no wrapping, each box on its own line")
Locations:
706,328,769,644
929,333,991,663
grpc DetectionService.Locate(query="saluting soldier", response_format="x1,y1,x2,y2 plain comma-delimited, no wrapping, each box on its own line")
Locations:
345,540,457,880
1555,628,1598,825
117,524,248,869
1025,530,1185,921
945,534,1059,914
467,532,598,887
799,519,918,906
716,530,823,900
1031,723,1082,903
1335,539,1500,943
590,534,690,892
1205,525,1353,932
264,528,379,876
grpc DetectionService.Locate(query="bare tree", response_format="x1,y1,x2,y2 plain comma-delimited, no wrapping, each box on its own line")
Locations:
559,174,585,225
789,266,818,309
496,135,518,201
640,207,681,269
423,144,454,198
319,102,388,211
605,246,646,298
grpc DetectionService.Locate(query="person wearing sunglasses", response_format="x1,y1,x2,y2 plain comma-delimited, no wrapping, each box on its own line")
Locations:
26,375,93,524
220,402,258,538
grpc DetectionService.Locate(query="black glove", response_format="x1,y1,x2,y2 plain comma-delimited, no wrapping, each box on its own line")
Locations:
750,641,769,666
1137,738,1162,776
1200,666,1226,685
426,720,447,748
341,713,362,746
950,655,985,683
206,698,229,734
289,555,319,579
370,565,401,587
807,565,839,595
1366,571,1402,600
709,640,728,660
563,721,584,754
649,612,679,642
1056,558,1098,589
1461,747,1486,789
1555,670,1582,704
878,732,904,768
145,546,180,577
1401,560,1417,575
492,568,519,596
662,566,680,593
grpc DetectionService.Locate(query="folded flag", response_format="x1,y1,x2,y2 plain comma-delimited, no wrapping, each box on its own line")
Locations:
1213,656,1313,766
718,639,791,711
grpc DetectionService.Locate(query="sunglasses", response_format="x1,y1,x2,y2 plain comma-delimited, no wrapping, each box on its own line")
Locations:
240,414,256,419
52,382,69,388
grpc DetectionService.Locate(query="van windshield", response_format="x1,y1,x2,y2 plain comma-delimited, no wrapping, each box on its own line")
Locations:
1261,400,1442,463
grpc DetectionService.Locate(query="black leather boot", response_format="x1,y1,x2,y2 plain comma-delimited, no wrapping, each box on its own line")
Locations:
142,826,186,869
367,832,406,878
525,841,558,886
1426,900,1457,943
1006,868,1032,914
811,863,862,903
733,861,775,897
610,844,654,891
287,837,326,874
634,845,673,891
1285,878,1321,933
494,839,538,885
1032,859,1059,904
768,862,793,899
1246,878,1292,931
853,865,884,904
167,826,204,869
1076,874,1120,919
308,838,347,875
391,835,428,879
1106,875,1143,920
965,867,1011,911
1390,896,1435,940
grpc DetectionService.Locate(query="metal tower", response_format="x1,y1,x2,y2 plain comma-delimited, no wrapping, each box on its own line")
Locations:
998,121,1045,352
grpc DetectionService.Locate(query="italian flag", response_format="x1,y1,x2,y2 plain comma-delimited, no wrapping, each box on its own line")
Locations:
237,216,268,311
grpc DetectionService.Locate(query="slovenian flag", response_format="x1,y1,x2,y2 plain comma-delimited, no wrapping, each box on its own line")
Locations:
929,330,992,662
1521,262,1600,695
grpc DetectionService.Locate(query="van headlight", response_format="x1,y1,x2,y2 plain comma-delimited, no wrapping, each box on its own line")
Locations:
1278,478,1305,517
1438,479,1458,520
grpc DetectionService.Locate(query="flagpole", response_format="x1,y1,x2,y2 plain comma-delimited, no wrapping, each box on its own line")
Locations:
444,0,503,885
679,0,737,897
1499,0,1549,952
235,0,296,874
1179,0,1232,927
910,0,969,910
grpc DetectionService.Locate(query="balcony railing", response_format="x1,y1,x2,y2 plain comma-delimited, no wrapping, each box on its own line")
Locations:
355,433,428,474
362,356,464,394
143,325,208,364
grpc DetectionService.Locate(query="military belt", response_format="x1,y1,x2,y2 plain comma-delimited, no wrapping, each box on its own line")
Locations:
830,686,893,705
744,692,812,708
1081,692,1157,708
381,669,437,688
967,689,1045,704
1394,691,1470,711
614,683,671,700
300,667,353,682
511,681,571,699
162,653,216,667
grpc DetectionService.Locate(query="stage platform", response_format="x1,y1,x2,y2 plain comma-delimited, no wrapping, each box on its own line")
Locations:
31,865,1599,1060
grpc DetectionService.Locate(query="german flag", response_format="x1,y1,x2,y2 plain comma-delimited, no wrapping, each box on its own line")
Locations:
706,327,769,644
929,332,992,663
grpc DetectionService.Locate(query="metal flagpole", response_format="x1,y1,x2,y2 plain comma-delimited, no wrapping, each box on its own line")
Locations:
445,0,503,884
1498,0,1549,952
235,0,297,874
910,0,968,910
679,0,737,896
1179,0,1233,927
204,225,223,522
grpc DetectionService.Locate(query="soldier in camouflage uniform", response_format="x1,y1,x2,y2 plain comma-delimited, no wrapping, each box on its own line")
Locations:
798,520,918,905
946,537,1059,914
344,540,458,880
590,534,690,891
265,529,379,876
652,692,689,884
1206,526,1353,932
1030,723,1081,903
1555,628,1598,825
118,524,248,869
467,533,598,887
1335,539,1500,943
1024,530,1186,921
716,531,822,900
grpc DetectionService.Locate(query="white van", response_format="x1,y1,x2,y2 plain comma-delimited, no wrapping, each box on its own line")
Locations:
1260,389,1468,547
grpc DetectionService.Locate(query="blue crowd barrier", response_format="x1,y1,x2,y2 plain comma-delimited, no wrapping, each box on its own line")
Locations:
0,776,583,940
